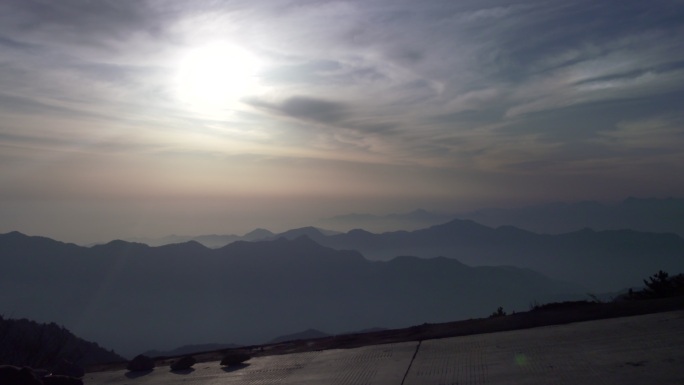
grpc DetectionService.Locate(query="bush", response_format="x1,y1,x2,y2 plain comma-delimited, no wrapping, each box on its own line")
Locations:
628,270,684,299
530,300,597,312
220,352,251,366
170,355,196,371
126,355,154,372
489,306,506,318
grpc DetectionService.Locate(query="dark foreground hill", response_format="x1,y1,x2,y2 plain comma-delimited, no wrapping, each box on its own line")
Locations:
0,315,123,368
0,231,580,358
89,295,684,373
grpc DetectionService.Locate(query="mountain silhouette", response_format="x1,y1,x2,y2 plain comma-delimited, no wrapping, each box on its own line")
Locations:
306,219,684,292
460,197,684,236
320,198,684,236
120,227,340,248
243,228,275,241
267,227,330,243
0,231,580,358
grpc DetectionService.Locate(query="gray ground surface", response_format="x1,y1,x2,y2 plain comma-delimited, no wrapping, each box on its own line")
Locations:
85,310,684,385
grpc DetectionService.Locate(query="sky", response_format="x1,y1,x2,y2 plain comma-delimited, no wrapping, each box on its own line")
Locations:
1,0,683,244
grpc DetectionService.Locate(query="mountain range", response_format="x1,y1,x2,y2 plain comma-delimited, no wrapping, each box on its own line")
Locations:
0,231,582,358
122,228,276,248
317,198,684,236
267,219,684,292
120,227,344,248
460,197,684,237
2,207,683,359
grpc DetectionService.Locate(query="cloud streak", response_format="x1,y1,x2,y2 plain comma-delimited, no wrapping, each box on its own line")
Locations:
0,0,683,241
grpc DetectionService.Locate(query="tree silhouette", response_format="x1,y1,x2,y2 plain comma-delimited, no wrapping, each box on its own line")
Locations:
489,306,506,318
640,270,684,298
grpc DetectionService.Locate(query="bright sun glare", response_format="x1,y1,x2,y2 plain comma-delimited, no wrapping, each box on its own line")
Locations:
176,43,261,113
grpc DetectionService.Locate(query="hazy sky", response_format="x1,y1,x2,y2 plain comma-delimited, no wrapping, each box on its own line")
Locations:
1,0,683,243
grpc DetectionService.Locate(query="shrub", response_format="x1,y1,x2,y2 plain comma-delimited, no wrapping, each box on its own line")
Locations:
628,270,684,299
220,352,251,366
170,355,196,371
126,354,154,372
489,306,506,318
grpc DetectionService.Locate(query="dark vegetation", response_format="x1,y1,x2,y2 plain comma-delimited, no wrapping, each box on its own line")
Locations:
220,352,251,366
144,343,240,358
631,270,684,299
529,300,598,311
0,365,84,385
126,355,154,372
41,374,83,385
0,316,123,369
0,365,43,385
526,270,684,312
169,355,196,371
489,306,506,317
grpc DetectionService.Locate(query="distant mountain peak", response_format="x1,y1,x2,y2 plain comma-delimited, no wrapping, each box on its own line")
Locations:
460,196,684,236
100,239,149,248
273,226,327,240
219,234,329,253
243,228,274,240
157,240,209,251
431,217,491,231
296,226,322,232
348,228,373,235
1,231,44,240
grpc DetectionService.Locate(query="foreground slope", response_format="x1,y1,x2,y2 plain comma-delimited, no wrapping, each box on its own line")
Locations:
84,310,684,385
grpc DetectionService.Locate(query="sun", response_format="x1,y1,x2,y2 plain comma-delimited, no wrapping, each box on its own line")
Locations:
175,42,262,112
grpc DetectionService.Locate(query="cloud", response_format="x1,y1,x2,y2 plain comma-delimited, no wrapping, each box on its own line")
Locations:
597,115,684,151
0,92,110,121
0,34,38,51
247,96,349,126
1,0,684,233
0,0,164,48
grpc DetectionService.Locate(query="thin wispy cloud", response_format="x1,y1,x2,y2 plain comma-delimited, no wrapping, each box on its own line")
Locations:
0,0,682,242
